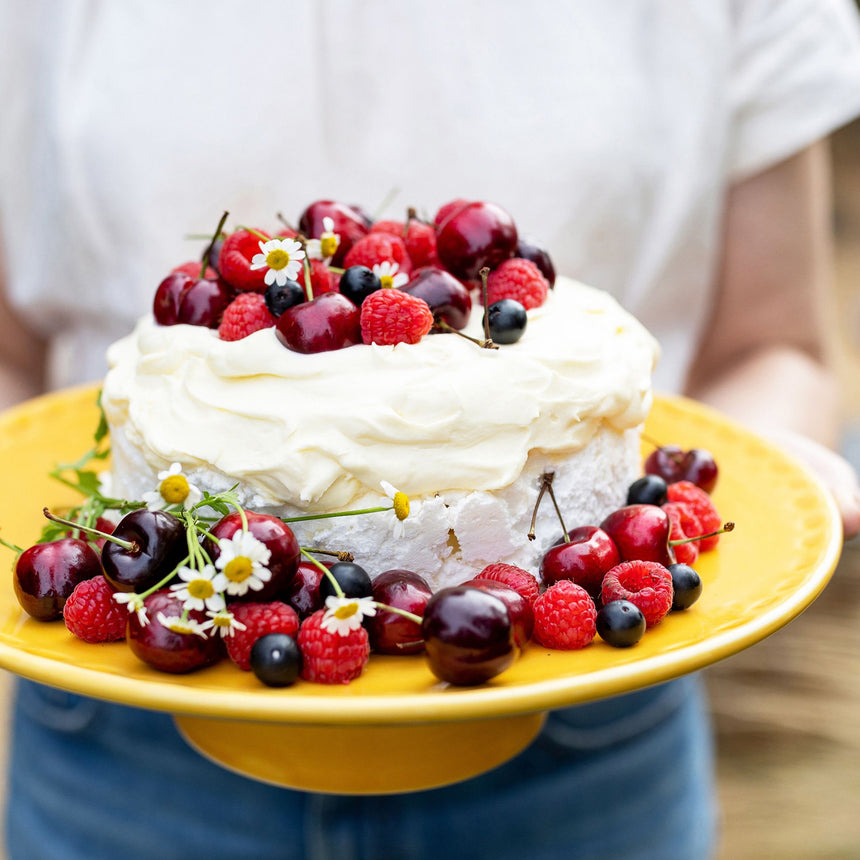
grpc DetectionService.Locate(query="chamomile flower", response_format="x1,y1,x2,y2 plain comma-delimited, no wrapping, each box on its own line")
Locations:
113,592,149,626
372,260,408,290
305,216,340,262
142,463,203,511
321,595,377,636
213,530,272,597
250,237,305,286
201,609,247,639
155,612,208,638
169,564,225,613
381,480,413,538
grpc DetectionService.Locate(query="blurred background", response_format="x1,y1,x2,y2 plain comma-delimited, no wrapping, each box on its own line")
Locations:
707,118,860,860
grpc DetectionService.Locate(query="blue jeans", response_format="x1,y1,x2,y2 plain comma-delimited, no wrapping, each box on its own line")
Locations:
5,676,715,859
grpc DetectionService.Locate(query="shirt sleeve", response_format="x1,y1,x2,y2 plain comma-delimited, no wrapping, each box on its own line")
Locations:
726,0,860,180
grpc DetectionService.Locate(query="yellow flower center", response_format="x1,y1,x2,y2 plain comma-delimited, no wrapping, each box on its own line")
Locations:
379,274,394,289
334,602,360,620
393,492,410,521
164,618,194,634
188,579,215,600
320,235,338,258
211,614,232,628
266,248,290,270
224,556,253,583
160,474,190,505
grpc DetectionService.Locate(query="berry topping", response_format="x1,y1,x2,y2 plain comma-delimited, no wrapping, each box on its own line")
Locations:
63,575,127,643
360,289,434,346
298,200,369,267
318,561,373,602
170,261,218,280
250,633,302,687
276,292,363,354
433,198,470,229
402,267,472,330
436,201,518,281
264,280,306,317
218,292,276,341
601,561,674,628
463,579,534,650
367,569,431,655
667,563,704,610
338,265,382,307
515,236,556,288
626,474,669,507
666,481,722,550
595,599,646,648
484,298,527,344
662,501,702,566
218,228,273,292
476,562,540,606
485,258,549,310
153,272,232,329
532,580,597,650
224,601,300,671
297,608,370,684
371,218,438,269
343,232,413,276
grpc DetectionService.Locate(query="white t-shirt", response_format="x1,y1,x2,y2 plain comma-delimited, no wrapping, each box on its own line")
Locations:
2,0,860,392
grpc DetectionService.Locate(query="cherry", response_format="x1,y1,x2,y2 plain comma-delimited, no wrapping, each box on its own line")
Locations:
338,265,382,307
433,198,471,229
204,511,299,602
667,563,703,610
421,586,516,686
367,569,432,655
286,560,328,618
264,280,306,317
596,600,646,648
599,505,675,566
64,516,116,553
13,539,101,621
626,474,669,507
462,579,534,650
153,271,232,328
644,446,719,493
275,292,362,354
250,633,302,687
643,445,685,484
436,201,518,282
484,298,527,344
127,589,224,673
402,267,472,330
298,200,369,267
102,510,188,594
318,561,372,602
515,237,556,288
540,525,621,597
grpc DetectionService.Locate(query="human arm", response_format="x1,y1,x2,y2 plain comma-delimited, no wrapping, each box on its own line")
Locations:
685,139,860,536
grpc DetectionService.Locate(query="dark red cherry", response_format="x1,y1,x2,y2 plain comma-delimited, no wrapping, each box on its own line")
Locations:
298,200,369,267
540,525,621,597
14,539,101,621
643,445,686,484
462,579,534,650
680,449,719,493
102,510,188,594
515,237,556,288
402,267,472,330
599,505,674,566
153,272,232,328
436,202,518,282
421,586,516,686
433,198,471,229
127,589,224,673
275,292,362,354
286,560,328,618
367,569,432,655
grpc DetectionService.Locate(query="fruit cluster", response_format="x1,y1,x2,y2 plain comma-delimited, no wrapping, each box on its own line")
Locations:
153,200,554,351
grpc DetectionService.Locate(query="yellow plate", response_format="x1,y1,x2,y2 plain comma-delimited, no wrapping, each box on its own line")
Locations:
0,385,842,793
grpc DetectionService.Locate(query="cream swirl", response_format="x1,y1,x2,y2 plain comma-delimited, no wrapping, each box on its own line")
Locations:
102,277,659,511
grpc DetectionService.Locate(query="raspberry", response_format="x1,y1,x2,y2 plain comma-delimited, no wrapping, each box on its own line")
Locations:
433,198,470,228
343,232,413,276
666,481,722,551
371,219,438,269
170,261,218,280
477,563,540,606
360,289,433,345
298,609,370,684
63,576,127,643
662,501,702,566
601,561,673,628
532,581,597,650
218,228,272,292
485,258,549,310
225,601,300,671
218,292,276,341
301,258,337,297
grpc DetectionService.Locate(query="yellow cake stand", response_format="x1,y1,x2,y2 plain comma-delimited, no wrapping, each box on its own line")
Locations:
0,386,842,793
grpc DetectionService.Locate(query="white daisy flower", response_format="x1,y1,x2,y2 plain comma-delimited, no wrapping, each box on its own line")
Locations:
381,480,414,539
372,260,408,289
213,530,273,597
113,592,149,626
155,612,208,638
201,609,247,639
250,237,305,286
321,595,377,636
305,216,340,262
142,463,203,511
169,564,225,613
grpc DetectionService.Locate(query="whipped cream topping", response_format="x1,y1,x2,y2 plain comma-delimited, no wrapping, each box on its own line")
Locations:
102,277,659,512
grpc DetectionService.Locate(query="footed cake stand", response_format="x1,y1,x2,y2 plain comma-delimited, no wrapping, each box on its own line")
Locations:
0,385,842,793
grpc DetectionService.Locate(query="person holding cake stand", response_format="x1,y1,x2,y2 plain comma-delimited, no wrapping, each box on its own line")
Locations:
1,1,860,858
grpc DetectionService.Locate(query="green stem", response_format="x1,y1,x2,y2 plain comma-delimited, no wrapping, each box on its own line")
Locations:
200,210,229,278
42,508,137,552
300,548,344,598
301,546,355,562
282,505,392,524
374,600,422,626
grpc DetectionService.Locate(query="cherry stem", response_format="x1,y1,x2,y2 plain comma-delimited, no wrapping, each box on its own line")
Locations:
527,478,550,542
200,210,229,279
300,548,345,598
403,207,417,238
478,267,497,347
301,546,355,562
373,600,423,626
434,318,498,350
275,211,295,232
641,433,684,464
235,225,270,243
281,505,392,524
42,508,138,553
372,186,401,221
669,522,735,547
541,473,569,543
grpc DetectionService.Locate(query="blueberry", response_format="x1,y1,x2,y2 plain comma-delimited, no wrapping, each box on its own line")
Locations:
319,561,373,601
667,563,702,610
484,299,527,344
339,266,381,307
264,280,306,317
626,474,668,506
596,599,646,647
250,633,302,687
